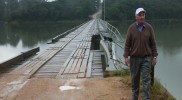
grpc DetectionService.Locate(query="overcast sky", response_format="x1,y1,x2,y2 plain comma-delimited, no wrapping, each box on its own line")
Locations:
47,0,102,3
47,0,55,2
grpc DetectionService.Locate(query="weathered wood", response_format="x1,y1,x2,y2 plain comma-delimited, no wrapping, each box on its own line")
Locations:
92,72,104,76
77,73,85,78
56,48,78,78
13,46,61,76
78,49,90,78
63,49,79,74
78,53,87,73
0,47,39,68
92,68,103,73
69,42,85,73
86,51,93,78
68,42,84,73
24,50,59,76
73,58,83,73
15,20,101,79
73,42,88,74
27,29,83,77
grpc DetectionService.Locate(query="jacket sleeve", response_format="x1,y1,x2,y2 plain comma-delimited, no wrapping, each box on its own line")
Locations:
123,26,132,58
150,26,158,57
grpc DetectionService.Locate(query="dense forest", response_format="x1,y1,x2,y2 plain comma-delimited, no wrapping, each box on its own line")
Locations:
0,0,99,22
104,0,182,20
0,0,182,22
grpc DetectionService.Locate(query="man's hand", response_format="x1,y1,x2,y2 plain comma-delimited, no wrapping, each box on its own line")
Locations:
152,57,157,66
125,58,130,67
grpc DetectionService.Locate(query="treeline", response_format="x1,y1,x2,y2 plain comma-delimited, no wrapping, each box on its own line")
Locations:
104,0,182,20
0,0,99,22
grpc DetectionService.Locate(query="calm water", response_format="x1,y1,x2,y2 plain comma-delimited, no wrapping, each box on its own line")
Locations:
112,20,182,100
0,21,83,63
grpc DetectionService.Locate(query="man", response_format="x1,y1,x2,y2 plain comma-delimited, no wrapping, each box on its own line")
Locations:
123,8,158,100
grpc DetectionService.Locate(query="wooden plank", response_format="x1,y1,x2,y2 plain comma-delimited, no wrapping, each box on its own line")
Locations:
68,58,79,73
65,41,84,73
92,68,103,73
58,74,78,79
63,48,80,74
86,51,93,78
69,42,85,73
13,51,51,74
43,65,61,67
56,48,78,78
77,41,91,78
24,60,47,77
32,33,77,76
12,49,52,73
73,57,83,73
24,49,60,76
73,42,87,73
38,70,59,73
92,66,102,69
15,20,95,79
78,73,85,78
92,72,104,76
78,49,90,78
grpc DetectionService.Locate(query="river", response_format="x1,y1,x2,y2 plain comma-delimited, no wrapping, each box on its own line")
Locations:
111,19,182,100
0,20,181,99
0,21,83,63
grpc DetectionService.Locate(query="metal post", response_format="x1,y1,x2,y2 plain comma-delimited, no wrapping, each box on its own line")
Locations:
151,65,155,86
104,0,105,21
4,0,8,21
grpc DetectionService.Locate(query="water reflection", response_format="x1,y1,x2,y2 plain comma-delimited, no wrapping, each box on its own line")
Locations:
0,22,81,47
0,21,82,62
150,20,182,56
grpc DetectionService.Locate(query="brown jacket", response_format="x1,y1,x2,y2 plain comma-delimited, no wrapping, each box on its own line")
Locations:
123,22,158,58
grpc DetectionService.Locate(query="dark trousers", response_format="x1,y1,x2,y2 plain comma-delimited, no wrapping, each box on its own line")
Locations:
130,56,152,100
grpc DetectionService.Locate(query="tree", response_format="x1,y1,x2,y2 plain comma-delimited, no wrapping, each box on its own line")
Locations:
104,0,182,20
8,0,98,22
0,0,5,21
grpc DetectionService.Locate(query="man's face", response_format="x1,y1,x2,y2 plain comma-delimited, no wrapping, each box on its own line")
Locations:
135,12,145,24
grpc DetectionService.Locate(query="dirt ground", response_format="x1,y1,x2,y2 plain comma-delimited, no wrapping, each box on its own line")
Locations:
0,75,134,100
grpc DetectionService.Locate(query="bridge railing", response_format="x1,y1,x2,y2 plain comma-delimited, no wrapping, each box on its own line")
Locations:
98,19,128,70
98,19,124,44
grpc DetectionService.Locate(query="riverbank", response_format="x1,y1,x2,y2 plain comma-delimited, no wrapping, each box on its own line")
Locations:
2,20,86,26
105,70,176,100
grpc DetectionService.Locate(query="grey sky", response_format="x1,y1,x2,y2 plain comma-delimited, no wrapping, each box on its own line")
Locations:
47,0,55,2
47,0,102,3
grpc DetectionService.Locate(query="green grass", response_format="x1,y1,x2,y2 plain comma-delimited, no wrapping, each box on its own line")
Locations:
116,71,176,100
114,70,130,77
151,80,176,100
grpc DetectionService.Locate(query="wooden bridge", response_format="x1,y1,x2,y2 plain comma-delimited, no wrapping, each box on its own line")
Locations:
2,19,125,80
0,17,156,99
0,17,130,99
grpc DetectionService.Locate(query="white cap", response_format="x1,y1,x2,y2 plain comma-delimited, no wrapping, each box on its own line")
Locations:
135,8,146,15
